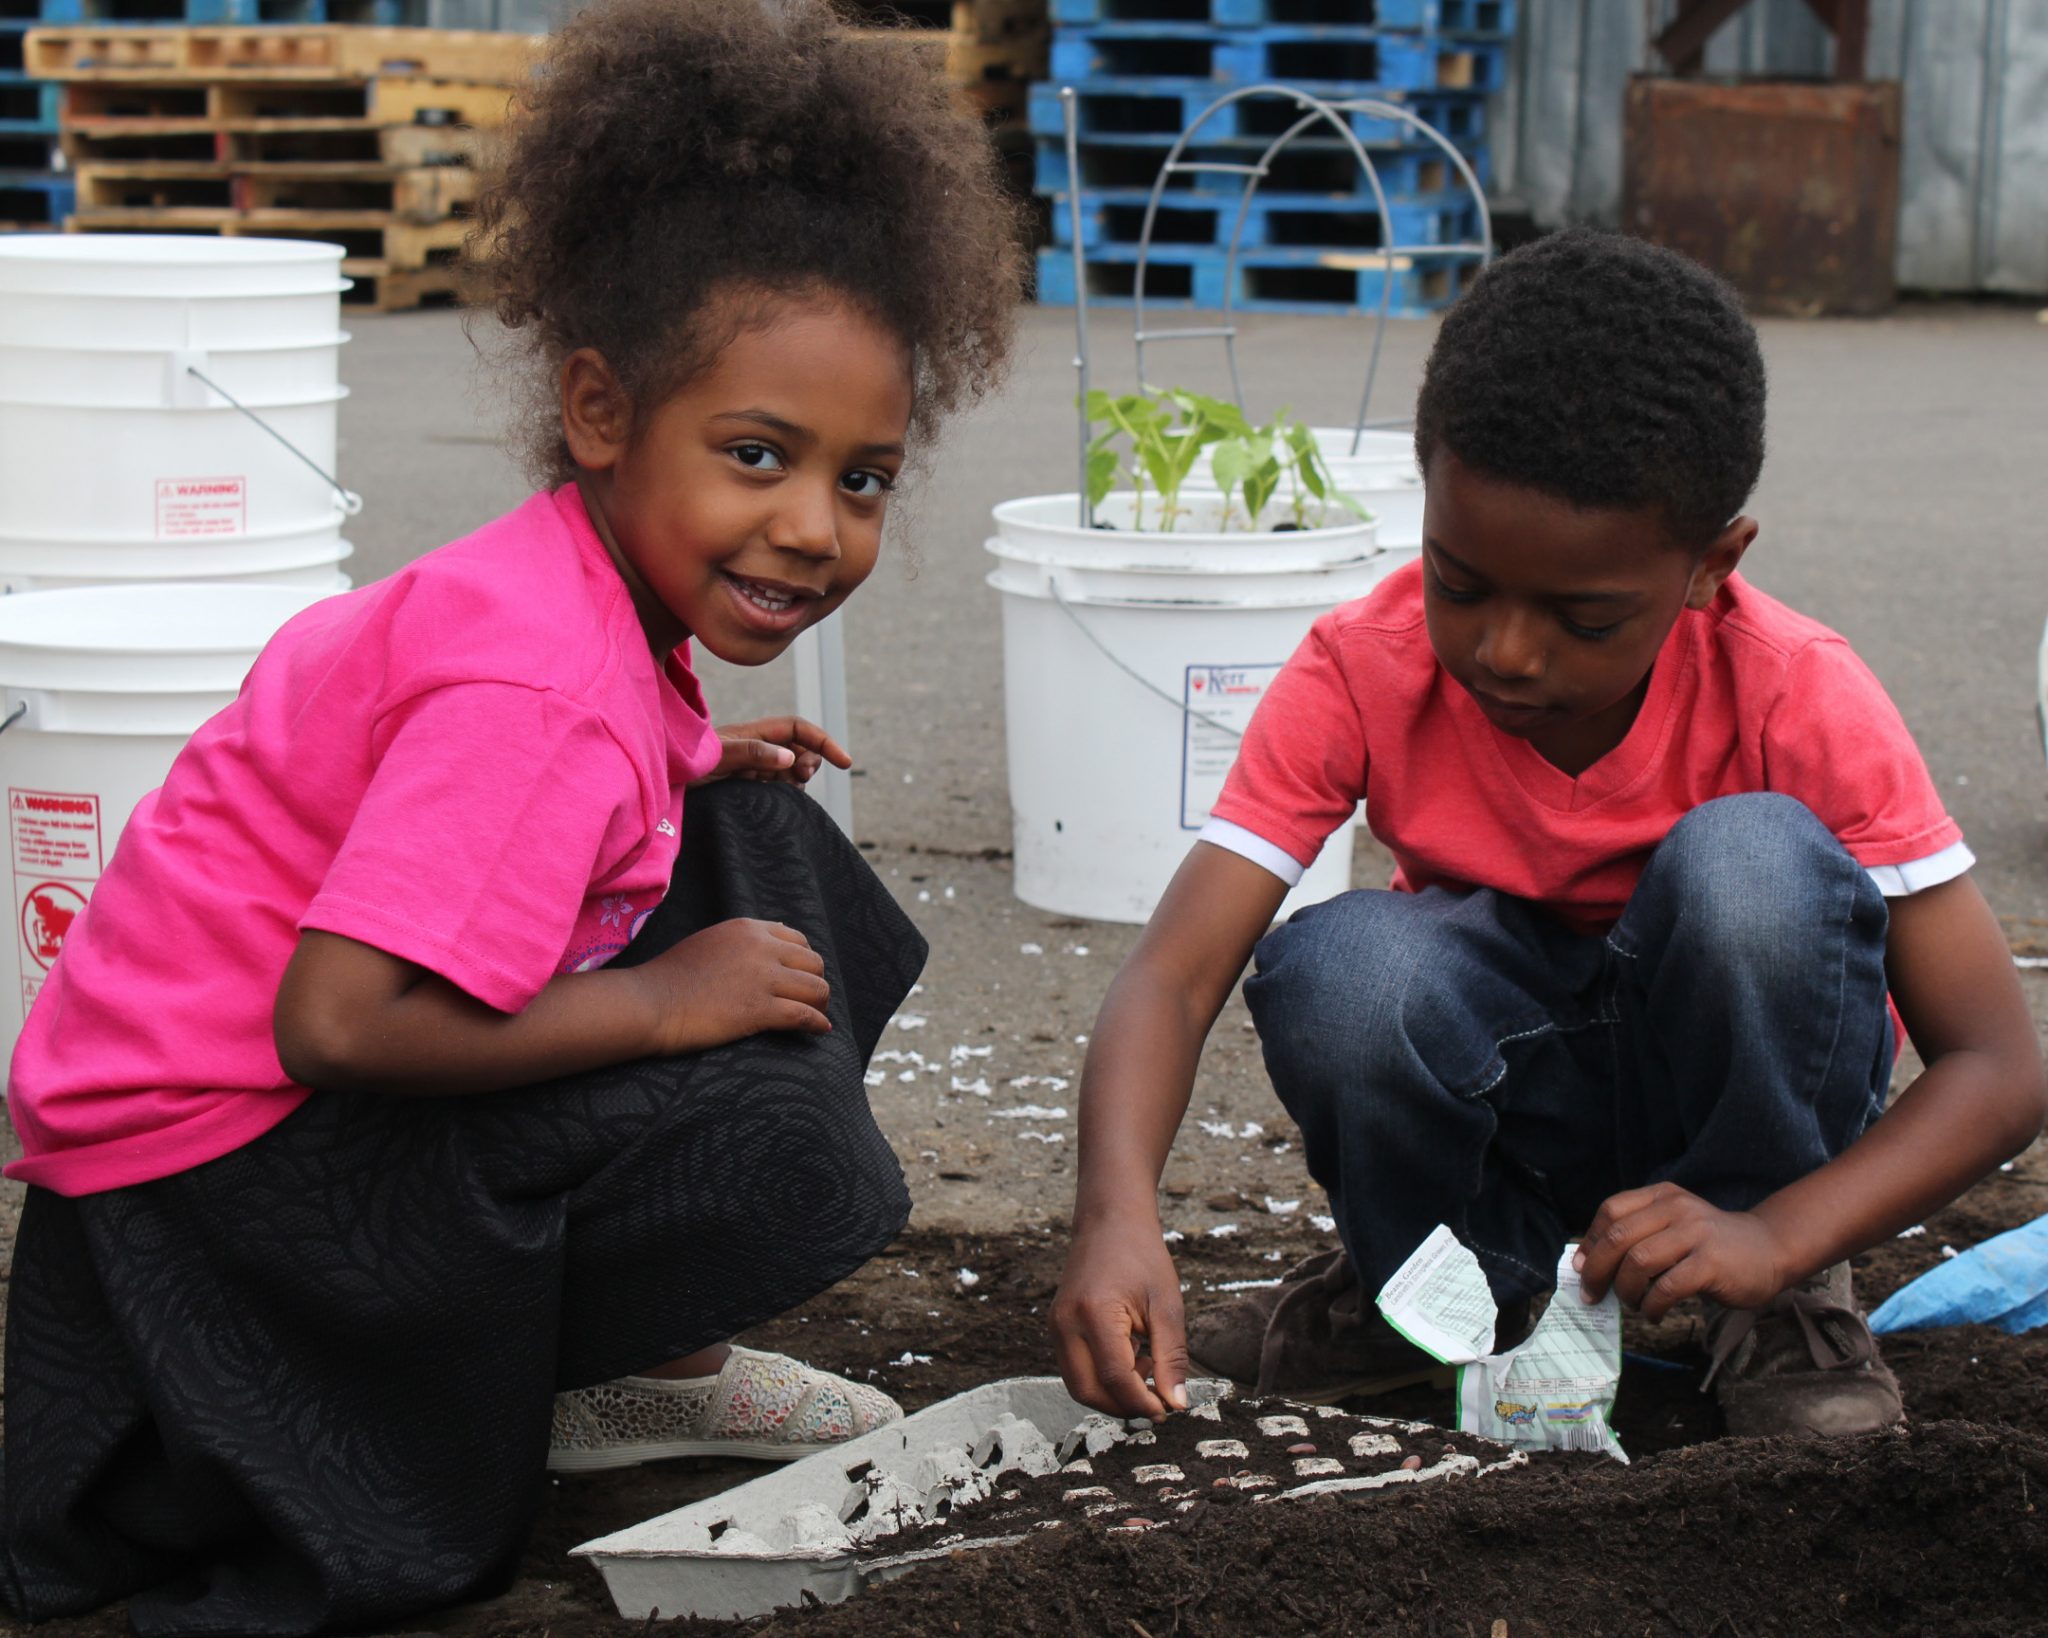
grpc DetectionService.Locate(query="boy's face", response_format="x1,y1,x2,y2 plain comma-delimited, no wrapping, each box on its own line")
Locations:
1420,451,1752,774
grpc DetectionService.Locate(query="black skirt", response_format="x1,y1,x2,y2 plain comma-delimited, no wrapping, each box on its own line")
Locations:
1,779,923,1636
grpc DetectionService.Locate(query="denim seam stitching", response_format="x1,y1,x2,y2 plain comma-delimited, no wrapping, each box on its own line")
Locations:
1472,1019,1557,1097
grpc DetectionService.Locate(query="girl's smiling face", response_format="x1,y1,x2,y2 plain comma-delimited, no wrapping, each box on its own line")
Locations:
563,292,915,664
1421,451,1753,776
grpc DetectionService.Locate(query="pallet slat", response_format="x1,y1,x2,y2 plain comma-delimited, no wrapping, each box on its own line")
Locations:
24,23,540,83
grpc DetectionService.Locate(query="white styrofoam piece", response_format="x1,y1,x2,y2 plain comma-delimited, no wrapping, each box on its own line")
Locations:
573,1377,1225,1622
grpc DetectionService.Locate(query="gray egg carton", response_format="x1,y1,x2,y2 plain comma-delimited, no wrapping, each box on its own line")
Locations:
571,1376,1223,1622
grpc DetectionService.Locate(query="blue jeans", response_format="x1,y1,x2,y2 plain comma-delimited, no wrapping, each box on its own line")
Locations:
1243,795,1895,1308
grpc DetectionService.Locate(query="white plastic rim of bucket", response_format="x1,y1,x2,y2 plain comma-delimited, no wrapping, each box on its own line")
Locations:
992,493,1377,572
0,517,346,563
985,539,1386,611
0,337,349,409
0,583,335,730
0,398,350,541
0,235,346,299
1,547,353,596
0,288,348,352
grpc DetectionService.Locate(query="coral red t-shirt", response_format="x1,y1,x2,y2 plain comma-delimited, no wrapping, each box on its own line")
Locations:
1204,563,1965,931
7,485,722,1197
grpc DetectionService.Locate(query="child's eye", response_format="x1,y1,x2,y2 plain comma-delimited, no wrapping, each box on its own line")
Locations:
842,469,895,499
1423,562,1482,604
1561,615,1623,641
731,443,784,472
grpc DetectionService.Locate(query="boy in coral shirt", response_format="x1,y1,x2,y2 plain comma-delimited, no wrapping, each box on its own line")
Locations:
1049,230,2045,1438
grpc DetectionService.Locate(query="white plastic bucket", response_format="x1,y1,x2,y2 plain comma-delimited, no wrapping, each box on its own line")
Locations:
1,583,336,1069
0,396,349,542
0,235,354,580
1,555,351,594
988,493,1380,925
0,519,348,574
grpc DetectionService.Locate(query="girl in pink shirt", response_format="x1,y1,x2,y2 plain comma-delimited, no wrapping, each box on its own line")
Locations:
1,2,1023,1631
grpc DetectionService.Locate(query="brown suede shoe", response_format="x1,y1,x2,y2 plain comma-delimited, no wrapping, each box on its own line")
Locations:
1186,1247,1456,1404
1702,1262,1904,1438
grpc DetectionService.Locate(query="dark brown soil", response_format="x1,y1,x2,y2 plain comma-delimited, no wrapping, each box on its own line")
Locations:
8,1185,2046,1638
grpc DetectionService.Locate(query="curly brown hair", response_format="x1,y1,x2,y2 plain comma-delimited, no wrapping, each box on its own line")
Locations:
471,0,1026,487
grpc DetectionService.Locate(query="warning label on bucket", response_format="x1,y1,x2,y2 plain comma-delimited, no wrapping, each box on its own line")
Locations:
11,789,102,1019
1180,663,1277,829
155,476,247,538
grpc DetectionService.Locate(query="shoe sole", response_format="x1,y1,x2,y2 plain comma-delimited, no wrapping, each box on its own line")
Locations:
546,1437,863,1472
1188,1353,1457,1405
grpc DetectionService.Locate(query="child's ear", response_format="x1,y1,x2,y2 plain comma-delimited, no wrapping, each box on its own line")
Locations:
1684,515,1758,610
560,348,631,471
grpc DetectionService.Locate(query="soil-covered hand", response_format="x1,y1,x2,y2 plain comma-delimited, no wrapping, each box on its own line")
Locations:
632,918,832,1053
1050,1221,1191,1421
695,716,852,786
1573,1182,1788,1320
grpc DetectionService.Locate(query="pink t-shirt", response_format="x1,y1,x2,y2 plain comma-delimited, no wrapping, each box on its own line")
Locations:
1206,564,1964,933
7,485,721,1197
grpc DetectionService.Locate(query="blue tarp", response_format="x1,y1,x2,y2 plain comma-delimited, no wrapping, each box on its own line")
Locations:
1869,1213,2048,1336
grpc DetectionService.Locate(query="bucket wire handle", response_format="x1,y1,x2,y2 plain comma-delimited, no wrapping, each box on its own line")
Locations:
186,366,364,518
1047,580,1243,741
0,702,23,735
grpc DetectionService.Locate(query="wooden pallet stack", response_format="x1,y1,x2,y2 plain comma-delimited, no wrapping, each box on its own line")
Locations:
22,23,537,307
845,0,1047,132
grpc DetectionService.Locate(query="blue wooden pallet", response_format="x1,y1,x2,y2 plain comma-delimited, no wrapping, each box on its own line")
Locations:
1033,130,1489,196
17,0,264,20
0,76,57,133
1029,79,1488,144
1048,187,1481,252
1049,0,1514,31
0,168,73,223
1050,28,1507,94
1035,241,1480,313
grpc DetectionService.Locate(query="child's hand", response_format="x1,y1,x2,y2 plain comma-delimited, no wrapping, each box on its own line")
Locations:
1049,1221,1191,1420
696,717,852,786
635,918,832,1052
1573,1182,1788,1320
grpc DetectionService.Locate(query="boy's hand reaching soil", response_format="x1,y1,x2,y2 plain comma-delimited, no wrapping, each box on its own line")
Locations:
698,716,851,786
1573,1182,1787,1319
1052,1222,1191,1420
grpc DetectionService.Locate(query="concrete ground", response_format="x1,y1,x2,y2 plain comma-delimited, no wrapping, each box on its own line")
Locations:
314,298,2048,1233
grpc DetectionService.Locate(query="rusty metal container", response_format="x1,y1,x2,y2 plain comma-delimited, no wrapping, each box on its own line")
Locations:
1621,76,1902,317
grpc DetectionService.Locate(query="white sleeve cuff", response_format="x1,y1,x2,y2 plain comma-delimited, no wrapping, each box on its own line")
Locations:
1197,818,1307,887
1866,839,1974,897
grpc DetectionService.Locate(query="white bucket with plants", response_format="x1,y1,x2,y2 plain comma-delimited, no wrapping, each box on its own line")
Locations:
0,583,336,1068
1195,424,1422,558
988,389,1379,926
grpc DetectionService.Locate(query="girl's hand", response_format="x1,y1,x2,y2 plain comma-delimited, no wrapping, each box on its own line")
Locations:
696,717,851,786
1572,1182,1788,1321
634,917,833,1052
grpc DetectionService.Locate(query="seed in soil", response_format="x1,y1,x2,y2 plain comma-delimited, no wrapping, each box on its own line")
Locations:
1401,1454,1423,1470
1286,1442,1317,1455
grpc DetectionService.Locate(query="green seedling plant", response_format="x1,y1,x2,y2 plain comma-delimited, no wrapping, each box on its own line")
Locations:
1085,388,1368,533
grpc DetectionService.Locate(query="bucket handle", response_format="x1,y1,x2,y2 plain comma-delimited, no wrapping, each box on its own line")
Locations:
186,366,364,519
0,701,23,735
1047,579,1244,742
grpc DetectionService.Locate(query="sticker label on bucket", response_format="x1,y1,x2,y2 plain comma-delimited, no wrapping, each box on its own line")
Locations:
1180,663,1278,829
155,475,248,538
11,789,102,1019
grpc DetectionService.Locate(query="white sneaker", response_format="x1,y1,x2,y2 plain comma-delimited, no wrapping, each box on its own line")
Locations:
547,1345,903,1472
